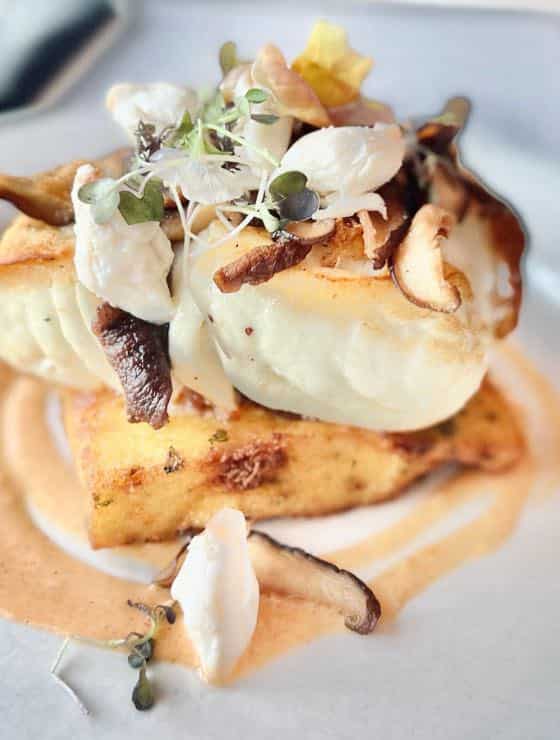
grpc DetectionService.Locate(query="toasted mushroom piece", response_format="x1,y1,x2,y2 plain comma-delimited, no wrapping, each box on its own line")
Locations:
416,97,470,156
160,204,217,242
0,148,130,226
155,528,381,634
92,303,172,429
248,530,381,634
213,237,312,293
284,218,336,245
390,204,461,313
0,172,75,225
355,179,411,269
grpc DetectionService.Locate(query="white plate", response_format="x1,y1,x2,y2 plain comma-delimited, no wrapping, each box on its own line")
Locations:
1,3,559,739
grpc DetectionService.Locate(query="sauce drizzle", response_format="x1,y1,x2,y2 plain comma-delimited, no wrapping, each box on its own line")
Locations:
0,343,558,680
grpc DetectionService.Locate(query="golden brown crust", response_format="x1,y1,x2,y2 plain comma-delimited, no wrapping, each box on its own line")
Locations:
0,215,75,266
206,433,288,490
0,149,130,267
62,377,524,548
0,148,130,231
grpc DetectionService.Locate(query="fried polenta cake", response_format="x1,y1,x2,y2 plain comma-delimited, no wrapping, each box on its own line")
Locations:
62,378,522,548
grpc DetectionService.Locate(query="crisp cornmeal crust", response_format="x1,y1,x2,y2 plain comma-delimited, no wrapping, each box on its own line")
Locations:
62,379,524,548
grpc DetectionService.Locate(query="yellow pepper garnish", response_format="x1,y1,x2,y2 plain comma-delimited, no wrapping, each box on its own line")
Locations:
292,20,373,108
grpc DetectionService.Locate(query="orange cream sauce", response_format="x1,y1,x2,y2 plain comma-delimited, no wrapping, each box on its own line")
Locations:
0,342,559,681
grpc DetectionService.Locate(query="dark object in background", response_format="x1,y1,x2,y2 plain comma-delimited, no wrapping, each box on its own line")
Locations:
0,0,129,116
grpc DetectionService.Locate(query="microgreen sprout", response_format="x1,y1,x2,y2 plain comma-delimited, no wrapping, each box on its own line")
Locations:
77,81,291,258
78,172,164,226
218,169,320,233
269,171,308,200
165,110,194,148
50,637,90,716
50,600,178,715
245,88,268,104
268,171,319,222
132,666,155,711
119,178,164,225
250,113,280,125
135,120,166,161
77,178,120,224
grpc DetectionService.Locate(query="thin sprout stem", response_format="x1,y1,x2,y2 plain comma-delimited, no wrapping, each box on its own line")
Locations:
113,166,150,187
50,638,90,717
214,208,237,232
210,211,254,250
204,123,280,167
218,204,255,216
171,186,191,256
137,168,159,197
210,169,269,249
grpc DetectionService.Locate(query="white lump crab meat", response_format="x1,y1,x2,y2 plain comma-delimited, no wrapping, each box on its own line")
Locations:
171,508,259,685
277,124,406,220
71,164,175,325
106,82,199,138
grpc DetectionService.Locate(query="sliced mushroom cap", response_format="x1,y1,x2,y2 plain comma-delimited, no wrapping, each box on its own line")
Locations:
284,218,336,245
213,237,312,293
248,530,381,634
0,172,74,225
390,204,462,313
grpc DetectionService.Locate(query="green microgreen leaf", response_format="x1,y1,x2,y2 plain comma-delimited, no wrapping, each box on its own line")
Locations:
219,41,238,75
118,178,164,225
269,171,308,201
204,130,228,155
202,91,227,124
276,189,320,222
245,88,268,104
91,191,120,224
259,207,281,233
154,604,177,625
77,178,116,205
235,95,250,118
132,666,154,711
251,113,280,125
136,639,154,663
128,651,146,669
166,110,194,147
